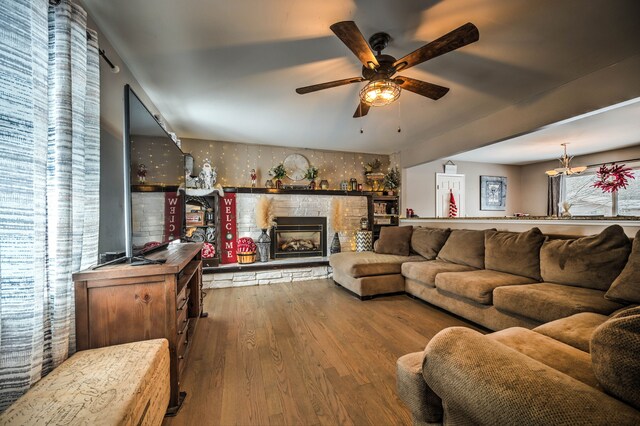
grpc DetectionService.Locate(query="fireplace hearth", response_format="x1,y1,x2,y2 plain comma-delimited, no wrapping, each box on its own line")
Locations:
271,217,327,259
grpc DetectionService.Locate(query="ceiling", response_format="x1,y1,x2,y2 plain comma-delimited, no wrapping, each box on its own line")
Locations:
449,97,640,165
82,0,640,157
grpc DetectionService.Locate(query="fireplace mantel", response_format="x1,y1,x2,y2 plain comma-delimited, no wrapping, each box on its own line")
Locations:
222,187,378,197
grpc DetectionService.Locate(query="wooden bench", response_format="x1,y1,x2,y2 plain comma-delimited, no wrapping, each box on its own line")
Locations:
0,339,170,425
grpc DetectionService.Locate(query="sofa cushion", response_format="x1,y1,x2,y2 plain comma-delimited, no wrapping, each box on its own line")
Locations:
533,312,609,353
411,227,451,260
490,327,599,389
437,229,489,269
540,225,631,290
435,270,536,305
606,229,640,304
374,226,413,256
329,251,425,278
485,228,545,281
591,306,640,410
493,283,624,323
401,260,477,288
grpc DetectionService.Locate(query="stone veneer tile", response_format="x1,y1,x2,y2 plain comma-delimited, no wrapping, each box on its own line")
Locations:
203,265,332,289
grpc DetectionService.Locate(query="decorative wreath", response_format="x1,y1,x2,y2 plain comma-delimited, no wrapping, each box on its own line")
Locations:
201,242,216,259
593,163,635,193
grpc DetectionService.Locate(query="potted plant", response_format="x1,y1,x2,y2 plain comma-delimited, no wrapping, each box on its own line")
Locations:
384,166,400,195
304,166,319,190
269,163,287,189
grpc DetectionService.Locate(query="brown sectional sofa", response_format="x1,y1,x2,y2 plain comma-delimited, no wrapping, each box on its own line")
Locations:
330,224,640,424
330,225,630,330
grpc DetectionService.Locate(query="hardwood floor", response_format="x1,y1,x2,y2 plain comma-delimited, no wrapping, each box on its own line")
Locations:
164,279,482,426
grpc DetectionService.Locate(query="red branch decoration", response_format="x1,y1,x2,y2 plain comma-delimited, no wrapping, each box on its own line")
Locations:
593,163,635,193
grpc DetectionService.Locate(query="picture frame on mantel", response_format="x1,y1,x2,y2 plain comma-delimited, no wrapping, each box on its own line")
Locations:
480,176,507,211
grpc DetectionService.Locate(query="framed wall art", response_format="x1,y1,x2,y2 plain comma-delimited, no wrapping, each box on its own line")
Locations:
480,176,507,211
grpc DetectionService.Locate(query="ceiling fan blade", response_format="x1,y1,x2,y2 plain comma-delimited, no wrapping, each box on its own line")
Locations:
353,101,370,118
394,22,479,71
296,77,364,94
395,76,449,100
330,21,379,69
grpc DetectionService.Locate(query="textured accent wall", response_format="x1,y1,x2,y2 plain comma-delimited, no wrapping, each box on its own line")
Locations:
181,138,390,189
235,193,369,251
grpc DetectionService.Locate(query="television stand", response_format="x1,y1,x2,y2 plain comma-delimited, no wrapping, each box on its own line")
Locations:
73,243,205,414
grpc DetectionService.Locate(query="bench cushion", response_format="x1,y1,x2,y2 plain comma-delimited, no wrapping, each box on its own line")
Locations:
435,270,536,305
540,225,631,291
329,251,425,278
0,339,170,426
401,260,477,288
494,283,624,323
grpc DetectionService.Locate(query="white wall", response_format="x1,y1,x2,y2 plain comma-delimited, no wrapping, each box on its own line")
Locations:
404,160,522,218
520,144,640,215
84,14,167,255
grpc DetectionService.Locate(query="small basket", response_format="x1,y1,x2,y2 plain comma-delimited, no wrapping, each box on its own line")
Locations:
237,251,256,264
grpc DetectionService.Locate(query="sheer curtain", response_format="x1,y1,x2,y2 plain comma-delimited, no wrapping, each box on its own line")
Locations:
0,0,100,411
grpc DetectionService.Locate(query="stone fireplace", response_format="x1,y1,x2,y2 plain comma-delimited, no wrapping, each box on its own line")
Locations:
271,216,327,259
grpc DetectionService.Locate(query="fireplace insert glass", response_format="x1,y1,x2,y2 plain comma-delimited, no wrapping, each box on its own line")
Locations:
271,217,327,259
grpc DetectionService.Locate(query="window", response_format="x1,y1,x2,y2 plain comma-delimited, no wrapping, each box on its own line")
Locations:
617,170,640,215
563,165,640,216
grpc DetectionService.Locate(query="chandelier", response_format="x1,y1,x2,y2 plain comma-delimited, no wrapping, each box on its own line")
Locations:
359,79,401,107
545,143,587,176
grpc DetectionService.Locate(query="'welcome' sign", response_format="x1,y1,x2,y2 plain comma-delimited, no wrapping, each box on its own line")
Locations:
164,192,183,242
219,193,237,264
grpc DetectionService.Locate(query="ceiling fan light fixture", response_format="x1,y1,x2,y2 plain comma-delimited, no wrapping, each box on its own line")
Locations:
360,79,401,107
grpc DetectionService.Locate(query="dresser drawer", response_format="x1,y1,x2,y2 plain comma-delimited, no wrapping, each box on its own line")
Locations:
177,284,190,310
177,297,189,333
177,319,191,375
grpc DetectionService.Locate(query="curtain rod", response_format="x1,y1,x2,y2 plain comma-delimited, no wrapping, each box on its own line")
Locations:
49,0,119,73
587,158,640,168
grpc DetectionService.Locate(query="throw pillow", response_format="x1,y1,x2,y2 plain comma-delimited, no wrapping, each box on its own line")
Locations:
437,229,490,269
411,227,451,260
540,225,631,290
606,229,640,304
374,226,413,256
591,306,640,410
485,228,546,281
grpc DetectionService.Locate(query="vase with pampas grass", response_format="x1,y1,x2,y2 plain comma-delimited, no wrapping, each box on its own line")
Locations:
255,196,276,262
330,198,346,254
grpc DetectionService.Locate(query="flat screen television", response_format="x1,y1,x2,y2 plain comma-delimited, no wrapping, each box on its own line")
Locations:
123,85,184,259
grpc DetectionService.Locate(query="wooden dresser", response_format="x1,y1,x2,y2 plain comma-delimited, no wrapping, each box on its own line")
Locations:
73,243,204,414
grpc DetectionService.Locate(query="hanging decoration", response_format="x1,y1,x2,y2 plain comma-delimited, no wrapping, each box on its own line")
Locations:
449,189,458,218
593,163,635,193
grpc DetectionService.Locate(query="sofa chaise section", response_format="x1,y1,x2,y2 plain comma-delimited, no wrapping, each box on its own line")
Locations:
330,251,424,298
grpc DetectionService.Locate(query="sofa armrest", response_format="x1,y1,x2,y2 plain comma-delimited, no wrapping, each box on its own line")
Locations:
423,327,640,425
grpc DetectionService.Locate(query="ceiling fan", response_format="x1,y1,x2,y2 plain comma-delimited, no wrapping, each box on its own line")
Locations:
295,21,479,118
